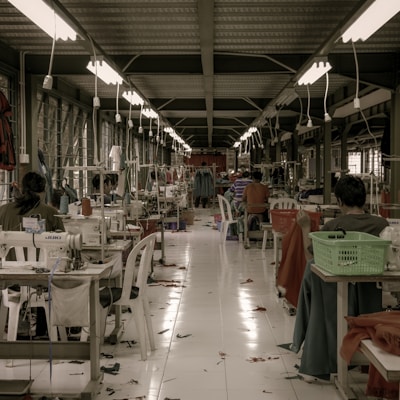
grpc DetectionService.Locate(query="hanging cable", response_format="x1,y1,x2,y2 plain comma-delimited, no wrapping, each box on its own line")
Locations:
148,117,153,138
138,103,143,134
267,119,275,145
324,73,332,122
352,41,360,108
258,129,264,149
155,117,160,158
43,9,56,90
296,94,303,130
88,35,100,165
306,84,312,127
126,94,133,161
115,82,121,123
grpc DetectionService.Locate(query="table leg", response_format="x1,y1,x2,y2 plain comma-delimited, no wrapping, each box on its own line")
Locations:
160,216,165,263
335,281,356,399
89,279,101,380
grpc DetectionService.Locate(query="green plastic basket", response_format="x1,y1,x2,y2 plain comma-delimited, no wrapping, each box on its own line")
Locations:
309,231,390,275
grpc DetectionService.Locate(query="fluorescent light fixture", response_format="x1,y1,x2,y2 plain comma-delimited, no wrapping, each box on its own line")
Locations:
9,0,77,40
342,0,400,43
298,59,332,86
273,88,298,106
122,90,144,106
86,58,123,85
262,105,277,119
142,108,158,119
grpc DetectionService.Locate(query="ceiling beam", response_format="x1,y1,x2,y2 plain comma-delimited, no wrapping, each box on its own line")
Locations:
198,0,214,148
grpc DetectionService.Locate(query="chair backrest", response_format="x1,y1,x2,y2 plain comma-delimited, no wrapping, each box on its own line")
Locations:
119,233,157,304
217,194,234,223
269,197,297,210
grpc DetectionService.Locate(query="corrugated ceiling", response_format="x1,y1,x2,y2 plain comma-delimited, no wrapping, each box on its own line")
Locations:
0,0,399,149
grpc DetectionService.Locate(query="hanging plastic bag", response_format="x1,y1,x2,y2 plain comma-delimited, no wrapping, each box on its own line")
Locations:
50,280,90,327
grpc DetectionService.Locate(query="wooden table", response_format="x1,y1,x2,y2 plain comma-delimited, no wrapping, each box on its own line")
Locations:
0,262,113,399
311,264,400,399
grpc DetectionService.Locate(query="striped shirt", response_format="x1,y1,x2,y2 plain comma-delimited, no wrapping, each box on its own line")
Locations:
230,177,252,206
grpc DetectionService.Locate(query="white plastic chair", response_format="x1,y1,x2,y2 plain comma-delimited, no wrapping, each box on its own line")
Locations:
0,245,65,366
112,233,157,360
0,247,60,342
269,198,298,269
217,194,239,243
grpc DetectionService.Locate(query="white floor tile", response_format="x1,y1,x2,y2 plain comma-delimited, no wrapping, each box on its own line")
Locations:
0,207,369,399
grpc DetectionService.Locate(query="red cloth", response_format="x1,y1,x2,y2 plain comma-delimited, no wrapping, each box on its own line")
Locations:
276,222,306,308
0,90,16,171
340,311,400,400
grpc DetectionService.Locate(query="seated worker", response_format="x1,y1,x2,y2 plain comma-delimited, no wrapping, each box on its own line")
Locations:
0,171,65,234
229,170,252,215
0,171,65,338
91,174,112,205
291,175,389,380
242,170,269,229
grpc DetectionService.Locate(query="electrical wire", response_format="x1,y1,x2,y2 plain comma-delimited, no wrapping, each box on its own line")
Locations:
126,95,132,162
88,35,99,165
297,94,303,128
306,84,312,125
116,82,120,117
324,72,331,121
352,41,360,101
47,18,56,78
350,42,380,212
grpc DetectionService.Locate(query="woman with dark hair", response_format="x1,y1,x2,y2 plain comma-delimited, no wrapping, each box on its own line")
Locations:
0,171,64,338
0,171,64,232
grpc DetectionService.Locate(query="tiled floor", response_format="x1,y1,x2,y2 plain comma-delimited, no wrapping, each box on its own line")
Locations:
0,207,373,399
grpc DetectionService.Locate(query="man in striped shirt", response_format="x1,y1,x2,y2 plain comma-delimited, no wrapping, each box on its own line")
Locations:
230,171,252,214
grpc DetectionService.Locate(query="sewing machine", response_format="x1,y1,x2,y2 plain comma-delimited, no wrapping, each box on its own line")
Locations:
92,208,125,231
63,215,111,246
0,230,82,272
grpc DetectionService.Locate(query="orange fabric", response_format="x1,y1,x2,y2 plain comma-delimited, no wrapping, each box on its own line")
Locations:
243,183,269,214
340,311,400,400
367,364,399,400
276,222,306,308
276,211,321,308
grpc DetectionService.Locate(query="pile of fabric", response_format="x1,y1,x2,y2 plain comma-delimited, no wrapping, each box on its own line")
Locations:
340,310,400,400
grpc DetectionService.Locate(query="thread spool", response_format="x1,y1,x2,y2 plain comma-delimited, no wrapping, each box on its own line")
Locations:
81,197,92,216
59,194,69,215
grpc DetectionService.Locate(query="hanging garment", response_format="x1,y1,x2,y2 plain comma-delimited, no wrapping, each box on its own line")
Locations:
193,169,213,198
0,90,16,171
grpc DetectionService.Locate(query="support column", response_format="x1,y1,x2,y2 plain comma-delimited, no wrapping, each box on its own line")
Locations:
391,88,400,217
323,122,332,204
